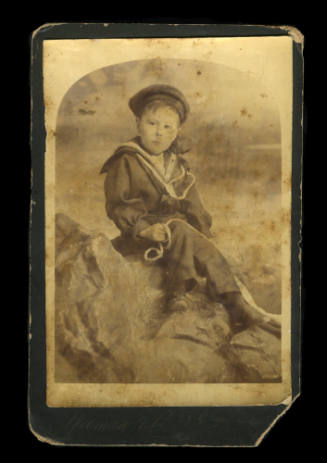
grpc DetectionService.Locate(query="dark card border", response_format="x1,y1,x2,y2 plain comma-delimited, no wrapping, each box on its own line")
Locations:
29,23,303,447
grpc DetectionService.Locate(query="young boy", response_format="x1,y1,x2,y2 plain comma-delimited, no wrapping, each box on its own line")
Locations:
100,84,280,337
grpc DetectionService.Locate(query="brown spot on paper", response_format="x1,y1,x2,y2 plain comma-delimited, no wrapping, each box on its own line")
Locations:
78,108,96,115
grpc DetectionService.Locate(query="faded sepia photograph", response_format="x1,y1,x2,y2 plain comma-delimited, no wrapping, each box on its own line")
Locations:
44,37,293,407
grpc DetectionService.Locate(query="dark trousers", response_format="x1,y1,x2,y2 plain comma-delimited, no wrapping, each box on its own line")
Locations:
162,220,239,297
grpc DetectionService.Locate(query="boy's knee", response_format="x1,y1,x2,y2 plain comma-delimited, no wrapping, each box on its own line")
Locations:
168,220,195,243
168,219,195,235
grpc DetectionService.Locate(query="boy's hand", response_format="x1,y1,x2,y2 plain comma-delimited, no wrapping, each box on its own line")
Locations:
139,224,168,242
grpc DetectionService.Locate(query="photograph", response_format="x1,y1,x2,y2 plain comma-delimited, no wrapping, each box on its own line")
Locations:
41,34,295,408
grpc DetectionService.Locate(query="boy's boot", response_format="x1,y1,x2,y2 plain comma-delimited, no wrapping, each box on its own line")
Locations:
220,291,281,338
165,278,198,312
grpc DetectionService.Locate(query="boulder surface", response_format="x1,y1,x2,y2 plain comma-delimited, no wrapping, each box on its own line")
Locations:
55,213,281,383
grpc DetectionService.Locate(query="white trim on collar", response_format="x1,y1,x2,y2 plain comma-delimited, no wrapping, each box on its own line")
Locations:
121,141,195,200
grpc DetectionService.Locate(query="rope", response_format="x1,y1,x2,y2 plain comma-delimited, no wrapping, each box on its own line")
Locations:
144,221,173,262
142,168,195,262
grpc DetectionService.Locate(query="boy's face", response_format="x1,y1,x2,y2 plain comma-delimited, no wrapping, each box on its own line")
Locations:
137,105,181,155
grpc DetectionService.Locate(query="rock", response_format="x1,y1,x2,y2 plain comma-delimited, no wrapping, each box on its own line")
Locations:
229,326,281,382
55,213,281,383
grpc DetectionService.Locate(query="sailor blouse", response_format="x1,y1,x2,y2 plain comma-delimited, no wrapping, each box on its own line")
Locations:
101,139,213,242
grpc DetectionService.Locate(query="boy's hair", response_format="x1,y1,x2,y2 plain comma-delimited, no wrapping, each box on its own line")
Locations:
138,98,183,125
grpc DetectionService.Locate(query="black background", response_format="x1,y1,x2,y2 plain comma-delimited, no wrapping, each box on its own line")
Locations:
15,8,313,452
